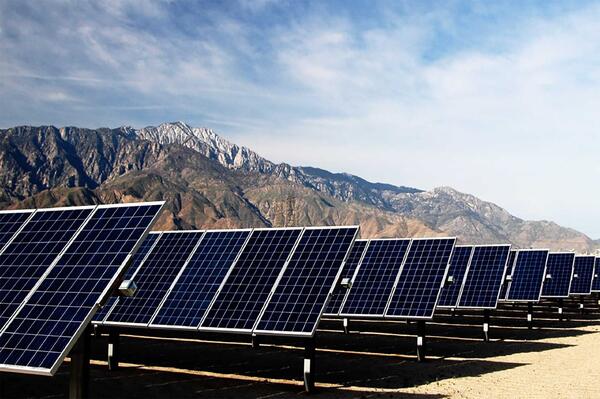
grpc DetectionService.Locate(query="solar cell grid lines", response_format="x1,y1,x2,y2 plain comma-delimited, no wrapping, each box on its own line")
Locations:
104,231,204,326
0,202,163,375
570,255,595,295
199,228,303,333
505,249,549,302
339,239,411,317
457,245,511,309
254,226,359,336
499,250,517,301
0,210,34,251
323,239,369,315
437,246,473,308
150,229,252,329
385,237,456,319
591,258,600,292
0,206,95,330
541,252,576,298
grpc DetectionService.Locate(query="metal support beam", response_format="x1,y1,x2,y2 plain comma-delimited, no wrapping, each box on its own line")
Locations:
483,309,491,342
69,327,91,399
342,318,349,334
416,320,426,362
580,296,585,315
527,302,533,330
251,334,260,349
107,330,119,371
558,298,564,322
303,339,316,394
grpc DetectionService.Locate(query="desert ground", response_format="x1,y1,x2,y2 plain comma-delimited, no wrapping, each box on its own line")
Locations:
2,298,599,398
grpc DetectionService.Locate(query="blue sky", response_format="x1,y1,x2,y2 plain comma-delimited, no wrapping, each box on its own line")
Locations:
2,0,600,237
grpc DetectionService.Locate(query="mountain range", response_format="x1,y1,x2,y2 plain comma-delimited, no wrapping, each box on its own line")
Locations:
0,122,595,252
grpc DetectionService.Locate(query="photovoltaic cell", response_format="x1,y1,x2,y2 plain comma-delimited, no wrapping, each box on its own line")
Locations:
340,239,411,317
541,253,575,298
150,229,251,328
457,245,511,309
0,207,94,330
0,202,163,375
505,250,549,301
592,258,600,292
570,256,595,295
200,228,302,332
0,211,33,250
437,246,473,308
254,226,358,336
105,231,203,326
386,238,456,319
93,232,161,322
499,250,517,300
324,240,368,315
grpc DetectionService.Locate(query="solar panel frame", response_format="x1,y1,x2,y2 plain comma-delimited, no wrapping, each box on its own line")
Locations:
252,226,359,337
322,239,370,316
456,244,511,309
384,237,456,320
498,250,517,302
504,249,549,302
591,257,600,293
540,252,576,298
569,255,595,296
148,228,253,331
198,227,304,335
338,238,412,319
0,201,164,376
436,245,474,309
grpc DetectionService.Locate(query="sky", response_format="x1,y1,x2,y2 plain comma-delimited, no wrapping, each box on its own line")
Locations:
2,0,600,236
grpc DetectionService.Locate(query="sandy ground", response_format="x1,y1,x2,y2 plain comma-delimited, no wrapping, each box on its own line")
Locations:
1,299,600,398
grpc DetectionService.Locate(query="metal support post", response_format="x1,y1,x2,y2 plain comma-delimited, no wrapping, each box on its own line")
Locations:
483,309,491,342
69,327,91,399
303,339,316,393
416,320,426,362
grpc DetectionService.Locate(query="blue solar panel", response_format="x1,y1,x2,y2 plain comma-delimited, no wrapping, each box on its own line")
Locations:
505,250,549,301
104,231,203,326
386,238,456,319
340,239,411,317
150,229,251,329
437,246,473,308
0,210,34,250
93,232,161,323
254,226,358,336
457,245,511,308
199,228,302,333
541,253,575,298
499,250,517,301
570,256,595,295
0,207,95,330
0,202,163,375
324,240,368,315
592,258,600,292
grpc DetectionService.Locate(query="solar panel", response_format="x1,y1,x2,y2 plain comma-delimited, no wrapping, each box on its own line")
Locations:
199,228,302,333
323,240,368,315
93,232,161,323
150,229,252,329
254,226,359,336
592,258,600,293
0,202,163,375
385,238,456,319
541,253,575,298
505,249,549,302
0,210,34,250
104,231,204,326
570,255,595,295
0,206,95,330
339,239,411,317
437,246,473,308
457,245,511,309
499,250,517,301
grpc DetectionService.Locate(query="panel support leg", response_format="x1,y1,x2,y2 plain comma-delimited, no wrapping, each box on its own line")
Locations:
108,330,119,371
70,327,91,399
416,320,426,362
527,302,533,330
303,339,316,394
558,299,564,322
483,309,491,342
251,334,260,349
580,296,585,315
342,318,349,334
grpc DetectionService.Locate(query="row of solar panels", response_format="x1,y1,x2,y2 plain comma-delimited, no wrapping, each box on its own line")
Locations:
94,230,459,335
0,203,164,376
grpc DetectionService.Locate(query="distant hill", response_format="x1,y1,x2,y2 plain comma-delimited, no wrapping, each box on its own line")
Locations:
0,123,595,251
